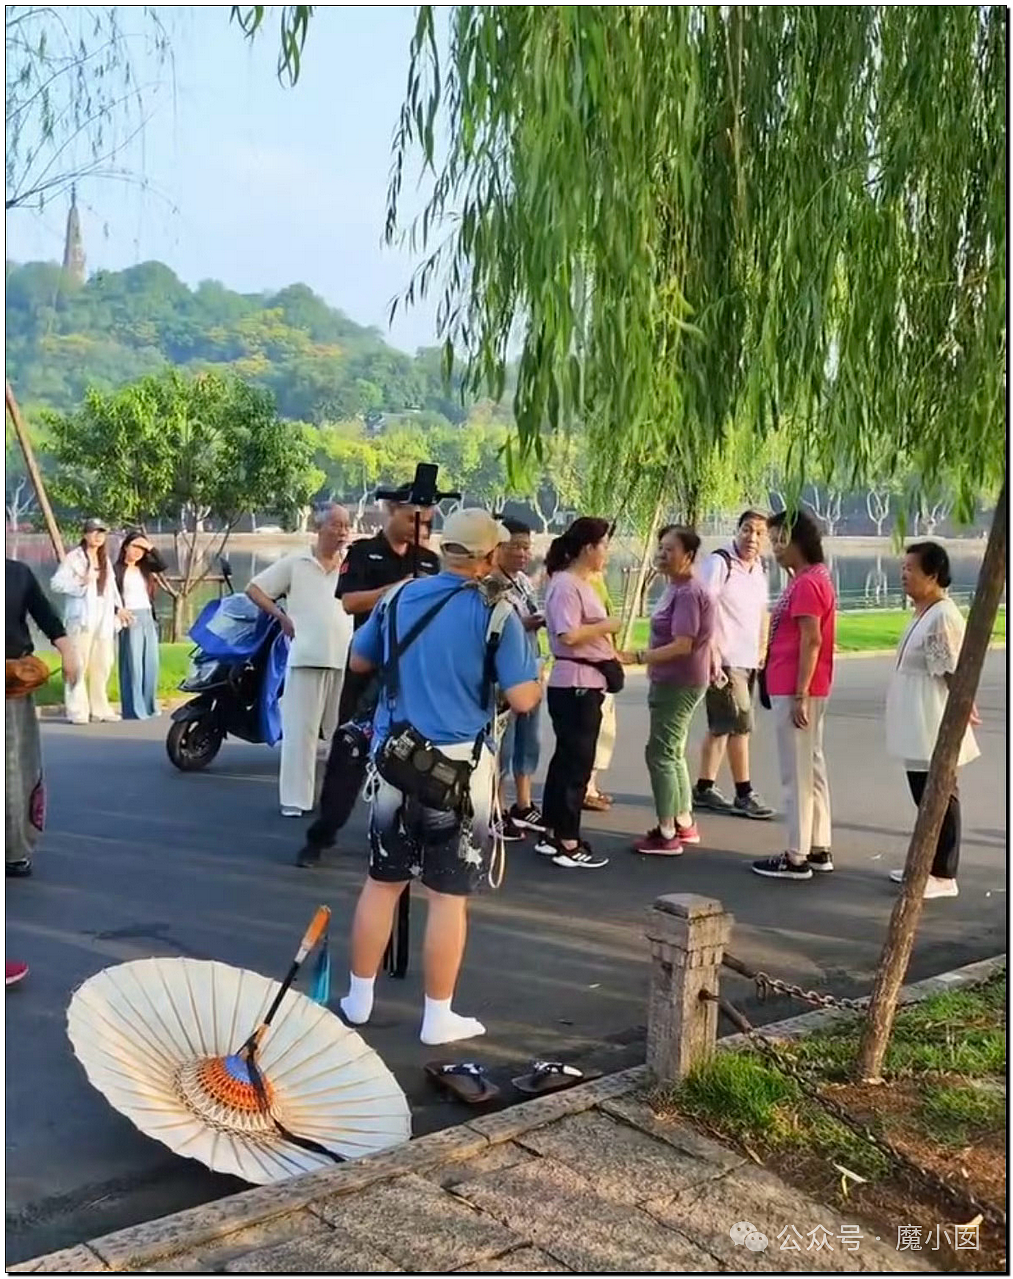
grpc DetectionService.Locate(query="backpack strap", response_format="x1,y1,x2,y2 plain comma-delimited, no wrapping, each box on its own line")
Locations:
381,581,466,703
714,548,733,584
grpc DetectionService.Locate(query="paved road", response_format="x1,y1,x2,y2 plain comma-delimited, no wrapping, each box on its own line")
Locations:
5,653,1007,1263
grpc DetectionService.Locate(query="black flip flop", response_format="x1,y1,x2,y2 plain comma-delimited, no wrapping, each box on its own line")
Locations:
512,1060,590,1096
425,1061,500,1105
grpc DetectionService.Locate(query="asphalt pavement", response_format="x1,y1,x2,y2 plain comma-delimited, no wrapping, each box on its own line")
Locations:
5,652,1007,1263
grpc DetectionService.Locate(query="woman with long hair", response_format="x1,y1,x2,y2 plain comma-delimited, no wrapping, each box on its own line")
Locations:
51,518,128,724
536,517,618,870
115,531,166,720
884,542,980,900
751,509,837,882
622,526,714,855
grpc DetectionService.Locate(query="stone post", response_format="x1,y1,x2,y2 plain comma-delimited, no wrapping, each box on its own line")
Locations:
645,893,733,1084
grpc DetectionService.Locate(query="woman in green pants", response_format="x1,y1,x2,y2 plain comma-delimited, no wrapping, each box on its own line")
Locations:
622,527,714,855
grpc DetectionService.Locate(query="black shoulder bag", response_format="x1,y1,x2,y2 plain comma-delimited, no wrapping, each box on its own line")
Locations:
374,584,485,812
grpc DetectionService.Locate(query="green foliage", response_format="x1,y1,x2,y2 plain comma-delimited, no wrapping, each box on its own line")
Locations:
5,260,477,425
43,369,319,532
917,1084,1005,1147
380,6,1006,520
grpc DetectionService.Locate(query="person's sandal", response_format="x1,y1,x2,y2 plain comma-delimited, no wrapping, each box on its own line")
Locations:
512,1060,593,1095
424,1061,500,1104
582,793,612,812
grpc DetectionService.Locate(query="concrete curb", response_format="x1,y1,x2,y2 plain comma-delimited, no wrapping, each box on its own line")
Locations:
14,956,1004,1273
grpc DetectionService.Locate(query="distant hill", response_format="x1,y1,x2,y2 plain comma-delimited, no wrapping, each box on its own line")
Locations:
4,260,471,423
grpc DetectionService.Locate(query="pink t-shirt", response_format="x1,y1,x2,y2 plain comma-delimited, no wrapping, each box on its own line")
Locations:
765,566,837,698
545,571,613,690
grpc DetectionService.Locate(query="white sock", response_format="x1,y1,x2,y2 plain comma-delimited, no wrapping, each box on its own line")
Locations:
659,821,677,839
339,973,375,1025
420,996,486,1046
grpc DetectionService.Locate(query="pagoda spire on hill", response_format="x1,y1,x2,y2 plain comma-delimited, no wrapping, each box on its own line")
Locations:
62,186,86,284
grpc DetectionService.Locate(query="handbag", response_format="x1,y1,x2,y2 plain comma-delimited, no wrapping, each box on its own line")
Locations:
568,655,625,694
6,654,51,700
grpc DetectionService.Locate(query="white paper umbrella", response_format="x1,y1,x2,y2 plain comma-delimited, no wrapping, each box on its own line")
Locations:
66,913,411,1184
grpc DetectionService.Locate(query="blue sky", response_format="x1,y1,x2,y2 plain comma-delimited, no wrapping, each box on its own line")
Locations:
6,6,440,352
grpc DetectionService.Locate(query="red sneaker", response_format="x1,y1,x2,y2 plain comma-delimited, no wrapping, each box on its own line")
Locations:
676,822,701,845
6,960,29,987
635,828,684,856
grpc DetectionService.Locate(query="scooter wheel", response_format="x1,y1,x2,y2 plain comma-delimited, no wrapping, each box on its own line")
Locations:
166,718,223,772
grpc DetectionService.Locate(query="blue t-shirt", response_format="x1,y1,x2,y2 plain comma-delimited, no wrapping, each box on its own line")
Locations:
351,571,537,747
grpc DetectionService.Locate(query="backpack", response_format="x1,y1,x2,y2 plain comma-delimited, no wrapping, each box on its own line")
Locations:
713,548,768,584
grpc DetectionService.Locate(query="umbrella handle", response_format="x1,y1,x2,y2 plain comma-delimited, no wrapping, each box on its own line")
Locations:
296,905,331,964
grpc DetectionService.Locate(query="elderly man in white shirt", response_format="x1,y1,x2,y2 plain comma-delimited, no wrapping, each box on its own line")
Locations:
693,510,774,820
247,504,353,816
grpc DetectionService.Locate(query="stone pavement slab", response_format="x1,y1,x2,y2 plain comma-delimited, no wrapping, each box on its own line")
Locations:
454,1245,570,1272
600,1094,747,1172
312,1172,523,1271
450,1154,720,1272
223,1229,401,1273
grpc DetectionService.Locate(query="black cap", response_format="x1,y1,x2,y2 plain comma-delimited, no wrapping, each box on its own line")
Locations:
82,517,108,533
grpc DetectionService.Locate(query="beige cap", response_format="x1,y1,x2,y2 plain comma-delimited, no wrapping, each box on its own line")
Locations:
440,508,509,558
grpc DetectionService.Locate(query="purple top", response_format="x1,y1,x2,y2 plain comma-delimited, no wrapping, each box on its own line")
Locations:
545,571,613,690
648,577,714,686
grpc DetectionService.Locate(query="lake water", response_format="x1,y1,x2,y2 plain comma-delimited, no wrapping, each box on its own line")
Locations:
7,535,991,641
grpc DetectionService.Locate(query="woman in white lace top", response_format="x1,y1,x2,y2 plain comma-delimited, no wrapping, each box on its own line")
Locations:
885,542,980,900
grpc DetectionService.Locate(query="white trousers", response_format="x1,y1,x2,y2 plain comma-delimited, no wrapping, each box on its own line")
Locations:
279,666,344,812
65,626,116,723
772,695,831,858
594,692,617,772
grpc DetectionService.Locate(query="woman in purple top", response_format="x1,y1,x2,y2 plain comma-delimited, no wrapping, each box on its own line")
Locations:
537,517,619,870
622,527,714,855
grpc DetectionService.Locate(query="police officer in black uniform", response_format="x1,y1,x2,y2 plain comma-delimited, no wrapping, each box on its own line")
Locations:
296,499,439,866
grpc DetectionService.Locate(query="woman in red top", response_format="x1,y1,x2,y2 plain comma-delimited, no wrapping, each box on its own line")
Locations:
752,509,837,881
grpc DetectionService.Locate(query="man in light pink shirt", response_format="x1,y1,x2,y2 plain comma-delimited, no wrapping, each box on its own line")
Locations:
694,511,773,819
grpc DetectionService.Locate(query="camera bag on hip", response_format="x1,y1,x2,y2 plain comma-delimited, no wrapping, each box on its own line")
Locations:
374,580,514,812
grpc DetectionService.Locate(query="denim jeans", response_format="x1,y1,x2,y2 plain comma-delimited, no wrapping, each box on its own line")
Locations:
500,702,542,779
118,609,160,719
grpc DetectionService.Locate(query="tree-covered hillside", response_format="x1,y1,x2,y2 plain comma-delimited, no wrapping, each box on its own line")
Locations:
4,259,472,423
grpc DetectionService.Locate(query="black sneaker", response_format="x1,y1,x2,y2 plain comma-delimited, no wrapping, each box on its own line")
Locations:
510,804,546,833
694,785,734,813
751,853,813,881
552,841,609,870
732,791,774,820
807,848,834,873
295,845,322,869
495,817,525,842
5,859,33,878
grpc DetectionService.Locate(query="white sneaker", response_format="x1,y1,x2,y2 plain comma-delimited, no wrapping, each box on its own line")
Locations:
534,837,557,857
280,807,303,818
889,869,959,899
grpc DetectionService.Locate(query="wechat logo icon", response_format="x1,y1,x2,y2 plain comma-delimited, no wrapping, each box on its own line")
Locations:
730,1222,768,1252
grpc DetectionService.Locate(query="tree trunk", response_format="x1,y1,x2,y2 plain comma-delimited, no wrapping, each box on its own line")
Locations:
855,479,1007,1081
620,490,667,650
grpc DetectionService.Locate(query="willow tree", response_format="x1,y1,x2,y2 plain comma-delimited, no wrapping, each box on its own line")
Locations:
260,5,1006,1076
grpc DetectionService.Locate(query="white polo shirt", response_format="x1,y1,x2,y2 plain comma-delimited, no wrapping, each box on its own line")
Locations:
699,544,768,669
249,547,352,670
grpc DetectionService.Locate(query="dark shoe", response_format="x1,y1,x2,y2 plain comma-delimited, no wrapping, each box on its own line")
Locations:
494,817,525,842
807,848,834,873
510,804,546,833
732,791,775,820
751,853,813,881
694,785,734,813
634,828,684,857
552,841,609,870
295,845,322,869
6,859,32,878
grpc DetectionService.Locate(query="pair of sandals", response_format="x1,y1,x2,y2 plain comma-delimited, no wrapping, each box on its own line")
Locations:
583,791,613,812
425,1059,590,1105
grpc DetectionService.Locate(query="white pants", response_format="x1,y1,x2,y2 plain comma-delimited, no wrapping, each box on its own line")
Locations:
593,692,617,772
279,666,344,812
772,695,831,858
65,626,116,723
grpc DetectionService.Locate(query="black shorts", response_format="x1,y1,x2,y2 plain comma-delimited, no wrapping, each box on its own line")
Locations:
368,745,494,897
705,667,756,736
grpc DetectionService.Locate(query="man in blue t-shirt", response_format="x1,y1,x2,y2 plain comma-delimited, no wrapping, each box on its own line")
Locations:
338,508,540,1047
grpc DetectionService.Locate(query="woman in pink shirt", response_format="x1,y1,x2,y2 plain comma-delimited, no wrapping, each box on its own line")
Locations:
752,509,837,882
537,518,619,870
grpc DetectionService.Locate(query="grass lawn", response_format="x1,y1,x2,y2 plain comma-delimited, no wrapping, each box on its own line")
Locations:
626,606,1006,654
34,642,193,707
649,969,1007,1271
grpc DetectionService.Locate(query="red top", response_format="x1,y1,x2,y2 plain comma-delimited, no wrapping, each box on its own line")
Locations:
765,565,837,698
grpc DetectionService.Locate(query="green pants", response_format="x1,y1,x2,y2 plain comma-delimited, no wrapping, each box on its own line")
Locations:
645,682,707,820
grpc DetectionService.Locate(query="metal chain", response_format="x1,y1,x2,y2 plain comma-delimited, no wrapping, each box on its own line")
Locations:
702,990,1005,1229
722,952,867,1012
